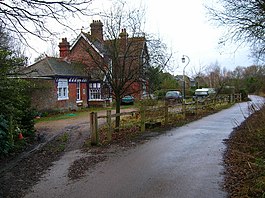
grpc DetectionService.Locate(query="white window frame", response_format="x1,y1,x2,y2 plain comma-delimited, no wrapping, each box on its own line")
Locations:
89,82,102,100
57,79,69,100
76,80,81,101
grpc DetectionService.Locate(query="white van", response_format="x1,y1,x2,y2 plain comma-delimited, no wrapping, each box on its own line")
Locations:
194,88,215,99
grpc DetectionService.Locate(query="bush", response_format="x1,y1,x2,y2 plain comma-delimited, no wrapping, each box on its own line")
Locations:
0,115,13,156
18,108,35,137
239,89,248,101
154,90,167,100
0,32,36,157
140,99,158,106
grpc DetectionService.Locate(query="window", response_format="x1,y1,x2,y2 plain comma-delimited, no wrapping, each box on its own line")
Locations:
57,79,69,100
89,82,101,100
77,81,81,100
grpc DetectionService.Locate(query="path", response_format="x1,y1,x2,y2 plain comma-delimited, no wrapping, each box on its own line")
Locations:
35,108,135,151
25,96,264,198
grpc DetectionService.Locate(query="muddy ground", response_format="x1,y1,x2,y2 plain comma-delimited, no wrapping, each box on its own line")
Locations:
0,108,141,198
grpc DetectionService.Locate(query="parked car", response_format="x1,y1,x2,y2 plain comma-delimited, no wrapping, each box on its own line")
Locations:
121,95,134,105
165,91,182,103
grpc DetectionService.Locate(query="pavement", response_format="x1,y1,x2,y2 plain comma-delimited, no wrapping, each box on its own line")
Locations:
24,95,265,198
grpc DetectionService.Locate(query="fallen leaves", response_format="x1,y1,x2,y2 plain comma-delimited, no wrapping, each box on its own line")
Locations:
68,155,107,181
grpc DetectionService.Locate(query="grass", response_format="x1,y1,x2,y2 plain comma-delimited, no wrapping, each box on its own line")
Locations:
59,132,69,143
35,111,85,122
34,103,139,123
46,133,69,153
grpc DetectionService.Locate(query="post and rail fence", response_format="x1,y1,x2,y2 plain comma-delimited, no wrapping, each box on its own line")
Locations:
90,94,241,145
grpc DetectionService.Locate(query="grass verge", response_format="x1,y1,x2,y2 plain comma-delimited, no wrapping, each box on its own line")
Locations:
224,105,265,197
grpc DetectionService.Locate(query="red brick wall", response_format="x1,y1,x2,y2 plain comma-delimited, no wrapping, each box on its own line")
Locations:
69,37,103,68
29,79,88,112
29,79,58,111
127,81,142,99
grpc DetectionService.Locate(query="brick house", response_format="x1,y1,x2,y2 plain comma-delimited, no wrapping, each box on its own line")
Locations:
20,57,89,111
21,20,149,112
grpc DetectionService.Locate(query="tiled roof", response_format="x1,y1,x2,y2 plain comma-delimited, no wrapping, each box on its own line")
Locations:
81,32,107,55
20,57,88,78
77,31,146,58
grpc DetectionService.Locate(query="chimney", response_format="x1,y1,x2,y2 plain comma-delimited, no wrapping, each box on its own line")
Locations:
58,38,70,58
119,28,129,51
90,20,103,42
119,28,128,40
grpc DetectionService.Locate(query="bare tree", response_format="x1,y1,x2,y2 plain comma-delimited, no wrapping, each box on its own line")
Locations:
0,0,94,46
145,35,173,93
0,25,27,65
206,0,265,62
85,1,171,128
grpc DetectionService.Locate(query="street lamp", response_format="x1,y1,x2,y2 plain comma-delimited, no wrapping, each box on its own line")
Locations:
181,55,190,100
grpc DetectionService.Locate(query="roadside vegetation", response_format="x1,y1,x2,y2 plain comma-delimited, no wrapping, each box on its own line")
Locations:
0,26,35,158
224,103,265,197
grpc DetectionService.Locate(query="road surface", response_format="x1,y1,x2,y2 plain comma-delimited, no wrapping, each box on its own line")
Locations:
25,96,264,198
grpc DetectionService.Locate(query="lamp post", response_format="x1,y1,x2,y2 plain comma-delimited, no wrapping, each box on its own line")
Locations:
181,55,190,100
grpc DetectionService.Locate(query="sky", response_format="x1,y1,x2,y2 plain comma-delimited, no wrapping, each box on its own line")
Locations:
141,0,254,75
27,0,255,76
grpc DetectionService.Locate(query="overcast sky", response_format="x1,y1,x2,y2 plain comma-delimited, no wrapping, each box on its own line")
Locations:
141,0,254,74
27,0,254,75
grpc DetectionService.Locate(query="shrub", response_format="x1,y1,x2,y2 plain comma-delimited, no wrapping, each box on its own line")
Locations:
239,89,248,101
0,115,12,156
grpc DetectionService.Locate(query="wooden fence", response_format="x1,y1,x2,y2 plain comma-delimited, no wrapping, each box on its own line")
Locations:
90,94,241,145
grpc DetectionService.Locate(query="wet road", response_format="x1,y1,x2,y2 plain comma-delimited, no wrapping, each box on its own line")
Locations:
25,96,264,198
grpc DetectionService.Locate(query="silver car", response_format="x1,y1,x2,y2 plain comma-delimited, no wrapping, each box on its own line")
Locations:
165,91,182,103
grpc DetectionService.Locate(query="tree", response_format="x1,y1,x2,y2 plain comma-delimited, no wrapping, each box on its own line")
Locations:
0,0,93,45
86,1,171,128
145,36,173,94
243,65,265,93
86,2,146,128
0,27,34,156
226,66,245,93
160,73,179,90
206,0,265,62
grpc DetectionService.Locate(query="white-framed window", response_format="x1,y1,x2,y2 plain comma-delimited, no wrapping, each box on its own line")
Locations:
57,79,69,100
89,82,101,100
77,81,81,101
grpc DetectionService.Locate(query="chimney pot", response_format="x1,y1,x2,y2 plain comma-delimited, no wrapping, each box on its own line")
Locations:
90,20,104,42
59,38,70,58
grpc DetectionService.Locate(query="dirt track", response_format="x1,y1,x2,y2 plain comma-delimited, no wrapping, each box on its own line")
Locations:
0,108,136,198
35,108,136,151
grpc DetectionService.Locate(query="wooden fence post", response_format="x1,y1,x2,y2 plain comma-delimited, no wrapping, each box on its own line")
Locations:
140,105,145,133
196,98,198,115
165,102,169,125
182,100,186,118
106,110,112,142
90,112,99,145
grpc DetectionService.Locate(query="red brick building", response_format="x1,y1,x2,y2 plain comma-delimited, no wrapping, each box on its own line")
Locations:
20,57,89,111
21,20,149,112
